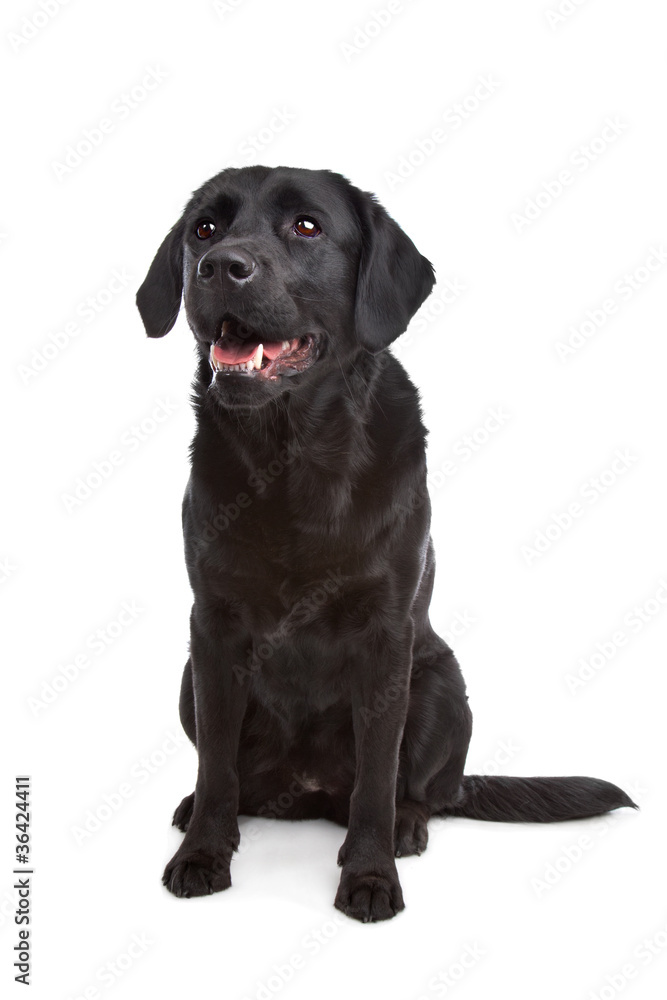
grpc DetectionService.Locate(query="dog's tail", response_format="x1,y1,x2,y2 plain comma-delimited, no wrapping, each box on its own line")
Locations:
441,775,637,823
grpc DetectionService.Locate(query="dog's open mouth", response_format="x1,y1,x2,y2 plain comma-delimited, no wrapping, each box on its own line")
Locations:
209,317,316,380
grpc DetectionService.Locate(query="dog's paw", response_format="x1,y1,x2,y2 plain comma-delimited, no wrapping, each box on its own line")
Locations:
172,792,195,832
394,801,429,857
334,865,405,922
162,849,232,898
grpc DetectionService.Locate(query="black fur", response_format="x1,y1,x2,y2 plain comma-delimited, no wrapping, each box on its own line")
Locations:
136,166,635,922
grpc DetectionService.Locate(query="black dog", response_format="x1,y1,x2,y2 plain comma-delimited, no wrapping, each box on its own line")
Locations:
136,166,635,922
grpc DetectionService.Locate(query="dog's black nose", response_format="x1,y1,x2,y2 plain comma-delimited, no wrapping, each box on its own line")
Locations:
197,247,257,288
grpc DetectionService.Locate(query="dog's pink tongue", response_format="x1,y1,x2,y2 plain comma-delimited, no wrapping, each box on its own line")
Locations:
212,341,256,365
212,338,298,365
263,340,296,360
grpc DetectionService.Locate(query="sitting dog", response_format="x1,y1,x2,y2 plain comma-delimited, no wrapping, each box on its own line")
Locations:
136,165,635,922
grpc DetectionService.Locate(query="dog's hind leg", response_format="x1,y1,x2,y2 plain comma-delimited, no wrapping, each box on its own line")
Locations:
179,658,196,744
171,659,196,831
396,635,472,854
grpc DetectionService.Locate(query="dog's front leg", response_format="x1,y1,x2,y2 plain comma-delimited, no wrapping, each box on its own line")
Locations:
334,636,411,922
163,603,249,897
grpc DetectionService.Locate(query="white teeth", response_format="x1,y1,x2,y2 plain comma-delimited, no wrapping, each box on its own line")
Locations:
209,343,220,371
221,319,232,337
281,340,290,352
212,358,259,372
208,339,265,375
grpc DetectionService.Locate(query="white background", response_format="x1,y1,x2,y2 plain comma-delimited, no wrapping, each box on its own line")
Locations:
2,0,666,998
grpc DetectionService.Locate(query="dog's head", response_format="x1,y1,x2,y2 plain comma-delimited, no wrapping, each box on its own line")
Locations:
136,166,435,409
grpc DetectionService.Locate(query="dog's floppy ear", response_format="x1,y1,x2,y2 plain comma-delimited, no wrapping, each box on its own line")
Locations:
136,217,185,338
354,194,435,353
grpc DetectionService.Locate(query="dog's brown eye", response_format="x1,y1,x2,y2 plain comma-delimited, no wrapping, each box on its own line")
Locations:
196,220,216,240
294,217,321,238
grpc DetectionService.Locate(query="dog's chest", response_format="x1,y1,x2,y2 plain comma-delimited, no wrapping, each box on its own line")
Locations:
229,552,348,638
